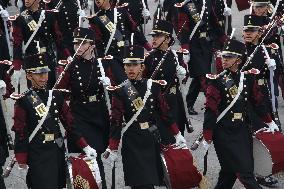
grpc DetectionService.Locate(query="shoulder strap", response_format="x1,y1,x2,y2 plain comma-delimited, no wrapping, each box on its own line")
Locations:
22,10,46,54
29,90,53,143
189,0,206,40
104,8,117,55
216,72,245,123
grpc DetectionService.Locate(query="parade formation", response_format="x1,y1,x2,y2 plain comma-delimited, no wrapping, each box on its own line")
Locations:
0,0,284,188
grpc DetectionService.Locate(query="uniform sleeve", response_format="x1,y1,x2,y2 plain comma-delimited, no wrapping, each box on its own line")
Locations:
177,8,190,50
250,80,273,123
203,82,221,131
157,90,179,135
55,66,71,90
12,18,24,70
12,100,28,164
3,68,15,98
59,98,88,149
108,93,124,150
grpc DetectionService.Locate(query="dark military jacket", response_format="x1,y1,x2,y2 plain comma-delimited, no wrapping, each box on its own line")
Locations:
12,9,70,70
204,70,272,172
88,5,149,59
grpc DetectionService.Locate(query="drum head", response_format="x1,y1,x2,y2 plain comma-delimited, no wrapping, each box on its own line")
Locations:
253,137,273,176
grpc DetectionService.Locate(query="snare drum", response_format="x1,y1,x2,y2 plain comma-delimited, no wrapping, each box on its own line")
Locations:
253,131,284,177
68,154,101,189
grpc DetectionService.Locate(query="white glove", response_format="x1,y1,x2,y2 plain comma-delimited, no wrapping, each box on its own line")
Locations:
13,70,22,84
267,59,276,70
83,145,97,160
0,9,9,18
264,121,279,134
176,65,186,80
174,132,187,148
88,0,94,7
0,80,7,96
99,76,111,86
223,7,231,16
77,9,86,17
104,148,118,162
17,0,23,8
183,53,190,64
142,8,150,19
200,140,211,157
67,56,73,62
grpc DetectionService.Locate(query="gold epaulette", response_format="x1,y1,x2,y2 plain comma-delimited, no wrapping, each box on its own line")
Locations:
43,0,51,3
10,92,27,100
177,48,189,54
242,68,260,75
8,14,19,21
58,60,70,66
0,60,12,66
206,74,218,80
266,43,279,50
152,80,167,86
53,89,71,93
106,85,120,91
46,9,59,13
117,3,128,8
103,55,113,60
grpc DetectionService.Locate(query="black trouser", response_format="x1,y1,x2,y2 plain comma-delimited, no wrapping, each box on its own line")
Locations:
97,154,107,189
214,170,262,189
0,167,6,189
131,185,155,189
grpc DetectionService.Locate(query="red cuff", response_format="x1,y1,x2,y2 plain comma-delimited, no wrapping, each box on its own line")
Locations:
109,138,120,150
203,129,213,142
181,44,190,51
63,48,71,58
262,114,273,123
169,123,180,135
13,59,22,70
76,137,88,149
143,42,152,51
15,153,28,164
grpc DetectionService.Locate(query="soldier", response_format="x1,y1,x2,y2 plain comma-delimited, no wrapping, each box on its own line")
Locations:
103,45,186,189
203,39,278,189
242,14,282,186
56,27,114,189
11,0,72,89
88,0,152,65
175,0,227,115
12,53,97,189
144,20,188,136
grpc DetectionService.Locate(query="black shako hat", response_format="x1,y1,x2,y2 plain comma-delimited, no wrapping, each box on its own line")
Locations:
149,20,173,36
24,53,50,73
243,15,265,29
73,27,95,43
123,45,145,64
222,39,246,57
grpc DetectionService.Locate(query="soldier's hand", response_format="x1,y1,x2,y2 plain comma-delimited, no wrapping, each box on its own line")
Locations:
174,132,187,148
142,8,151,20
0,9,9,18
223,7,231,16
83,145,97,160
18,164,28,169
99,76,111,86
103,148,118,162
264,121,280,134
0,80,6,96
266,59,276,70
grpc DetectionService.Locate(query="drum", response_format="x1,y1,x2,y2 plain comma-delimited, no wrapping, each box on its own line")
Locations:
68,154,101,189
161,145,202,189
253,131,284,177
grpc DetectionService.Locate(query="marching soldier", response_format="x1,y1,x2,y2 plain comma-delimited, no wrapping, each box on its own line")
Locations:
56,27,114,189
242,14,282,186
11,0,72,89
103,45,186,189
88,0,152,62
203,39,278,189
144,20,188,136
175,0,227,115
12,52,97,189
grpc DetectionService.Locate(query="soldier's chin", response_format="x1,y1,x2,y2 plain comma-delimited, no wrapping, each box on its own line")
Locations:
244,37,252,42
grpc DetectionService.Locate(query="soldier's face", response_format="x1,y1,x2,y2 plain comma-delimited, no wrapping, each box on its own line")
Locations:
27,72,49,89
151,34,170,49
253,5,268,16
124,63,145,80
25,0,40,7
74,41,94,57
243,28,260,43
95,0,107,7
221,54,240,70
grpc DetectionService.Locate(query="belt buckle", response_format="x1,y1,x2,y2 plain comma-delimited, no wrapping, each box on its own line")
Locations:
89,95,97,102
169,86,176,94
140,122,149,130
117,41,125,47
233,113,242,120
44,134,54,143
258,79,265,85
40,47,46,53
200,32,207,38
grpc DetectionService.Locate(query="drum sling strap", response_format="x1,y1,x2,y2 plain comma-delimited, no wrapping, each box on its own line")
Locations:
28,90,53,143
